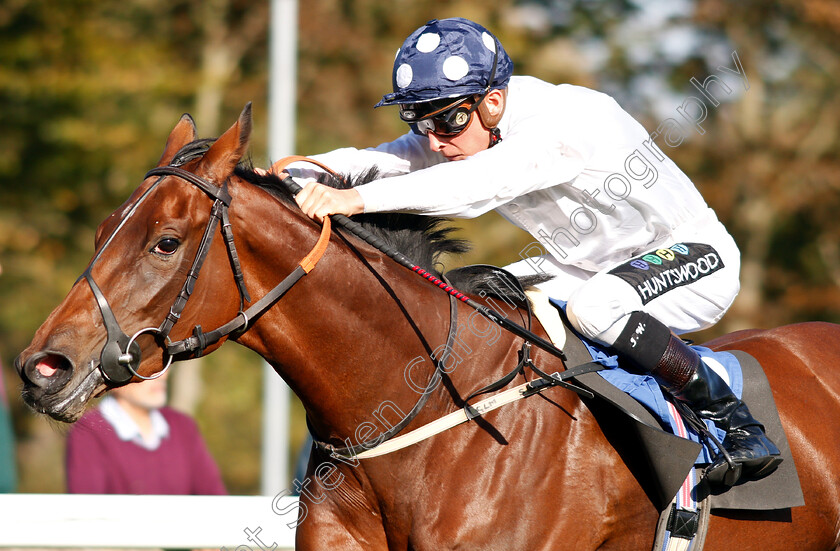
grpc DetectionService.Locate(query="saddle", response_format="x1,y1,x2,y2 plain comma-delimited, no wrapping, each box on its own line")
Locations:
527,286,804,512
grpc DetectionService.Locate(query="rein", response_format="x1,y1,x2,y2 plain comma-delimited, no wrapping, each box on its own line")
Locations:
88,154,595,461
272,158,569,365
272,157,598,460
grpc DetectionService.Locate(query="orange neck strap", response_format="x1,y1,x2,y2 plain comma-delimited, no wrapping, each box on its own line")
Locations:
270,156,340,274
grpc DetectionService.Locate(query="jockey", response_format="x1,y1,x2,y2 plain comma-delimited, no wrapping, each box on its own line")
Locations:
273,17,781,486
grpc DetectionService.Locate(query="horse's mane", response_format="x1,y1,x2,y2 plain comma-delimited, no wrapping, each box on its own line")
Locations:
171,139,550,304
239,165,470,276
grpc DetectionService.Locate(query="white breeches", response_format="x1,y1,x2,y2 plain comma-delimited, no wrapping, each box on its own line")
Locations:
505,219,741,346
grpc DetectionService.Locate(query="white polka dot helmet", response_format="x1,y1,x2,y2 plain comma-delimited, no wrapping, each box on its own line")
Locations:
375,18,513,108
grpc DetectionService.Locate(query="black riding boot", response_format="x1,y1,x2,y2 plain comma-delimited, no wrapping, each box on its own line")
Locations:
611,312,782,486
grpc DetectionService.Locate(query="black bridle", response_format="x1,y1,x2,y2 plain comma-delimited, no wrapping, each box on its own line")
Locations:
82,165,311,386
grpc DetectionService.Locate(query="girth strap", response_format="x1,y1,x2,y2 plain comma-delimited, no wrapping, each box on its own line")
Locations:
322,361,606,461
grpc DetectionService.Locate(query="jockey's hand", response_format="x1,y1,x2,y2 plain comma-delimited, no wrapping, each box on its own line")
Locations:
295,182,364,222
253,167,364,221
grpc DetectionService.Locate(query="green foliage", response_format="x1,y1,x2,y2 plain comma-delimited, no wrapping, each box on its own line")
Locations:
1,0,269,494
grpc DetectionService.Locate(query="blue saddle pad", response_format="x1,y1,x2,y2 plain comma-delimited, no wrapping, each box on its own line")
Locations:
549,299,742,465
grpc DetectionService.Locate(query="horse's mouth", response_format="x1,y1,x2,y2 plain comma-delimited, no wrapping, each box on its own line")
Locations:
20,356,106,423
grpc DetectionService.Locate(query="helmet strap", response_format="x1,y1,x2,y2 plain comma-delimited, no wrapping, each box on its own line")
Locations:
489,127,502,148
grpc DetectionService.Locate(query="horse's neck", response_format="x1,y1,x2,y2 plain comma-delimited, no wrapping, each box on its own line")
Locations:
229,185,509,440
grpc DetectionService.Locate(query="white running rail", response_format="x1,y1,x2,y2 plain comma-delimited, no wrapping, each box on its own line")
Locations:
0,494,298,549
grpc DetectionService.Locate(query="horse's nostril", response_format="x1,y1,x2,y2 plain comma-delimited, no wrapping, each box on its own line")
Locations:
36,355,63,377
24,353,73,386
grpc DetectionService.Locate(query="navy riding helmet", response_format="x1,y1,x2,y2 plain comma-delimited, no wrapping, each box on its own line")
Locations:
375,18,514,109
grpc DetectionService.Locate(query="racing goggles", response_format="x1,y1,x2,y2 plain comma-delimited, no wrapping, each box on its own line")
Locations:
400,97,480,137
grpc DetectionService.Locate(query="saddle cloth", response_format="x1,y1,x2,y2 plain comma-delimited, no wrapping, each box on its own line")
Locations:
527,288,804,512
548,297,740,465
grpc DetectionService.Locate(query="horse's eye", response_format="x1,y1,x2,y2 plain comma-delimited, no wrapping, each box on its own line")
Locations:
152,238,180,255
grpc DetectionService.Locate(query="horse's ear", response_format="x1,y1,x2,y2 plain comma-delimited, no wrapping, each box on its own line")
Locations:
196,103,252,184
157,114,198,167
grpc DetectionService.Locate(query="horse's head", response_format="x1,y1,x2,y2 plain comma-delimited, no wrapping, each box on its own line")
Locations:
16,104,254,422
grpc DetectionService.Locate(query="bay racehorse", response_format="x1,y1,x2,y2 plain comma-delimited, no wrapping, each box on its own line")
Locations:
16,105,840,550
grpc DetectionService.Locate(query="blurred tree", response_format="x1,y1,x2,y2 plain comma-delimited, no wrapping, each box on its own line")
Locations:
502,1,840,335
0,0,268,494
673,0,840,333
193,0,269,135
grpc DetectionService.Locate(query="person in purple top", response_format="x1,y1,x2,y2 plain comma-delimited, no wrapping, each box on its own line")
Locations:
65,372,226,495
